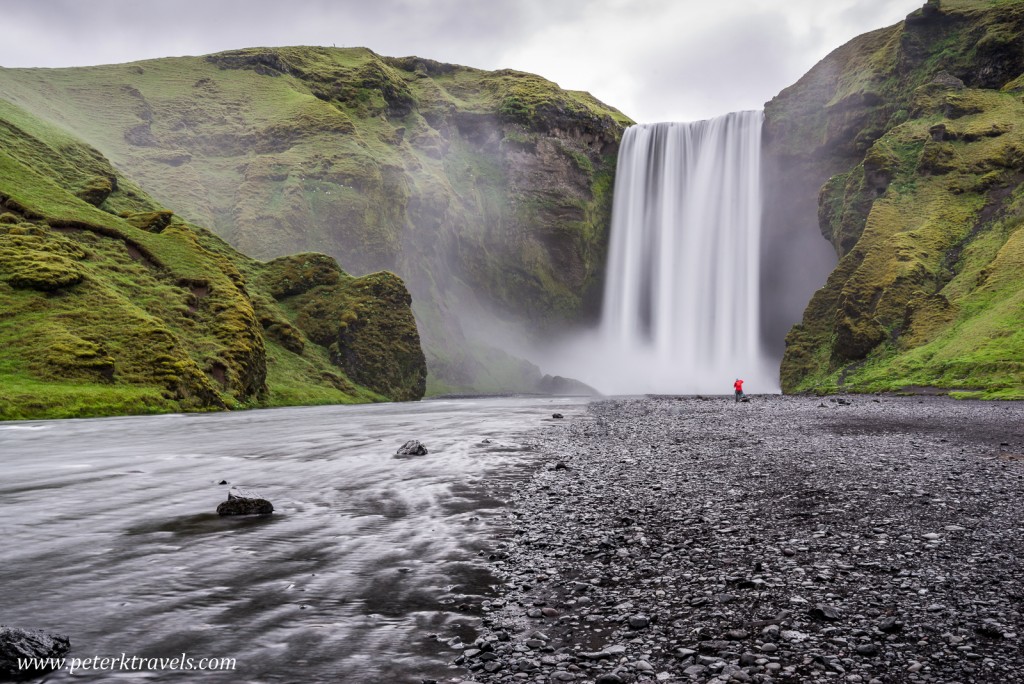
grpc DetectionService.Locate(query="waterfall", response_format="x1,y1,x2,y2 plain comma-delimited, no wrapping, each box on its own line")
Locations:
541,111,776,395
595,111,773,394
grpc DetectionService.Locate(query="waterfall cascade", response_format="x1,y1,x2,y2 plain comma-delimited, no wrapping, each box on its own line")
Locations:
547,111,777,395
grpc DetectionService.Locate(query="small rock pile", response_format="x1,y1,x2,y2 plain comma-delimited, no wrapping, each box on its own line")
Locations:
451,395,1024,683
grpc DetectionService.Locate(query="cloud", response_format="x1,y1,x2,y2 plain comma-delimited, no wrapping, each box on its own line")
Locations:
1,0,924,121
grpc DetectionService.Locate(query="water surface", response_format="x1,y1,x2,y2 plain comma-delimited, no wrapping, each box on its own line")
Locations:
0,397,581,682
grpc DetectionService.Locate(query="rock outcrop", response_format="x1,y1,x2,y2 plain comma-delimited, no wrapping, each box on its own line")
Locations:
765,0,1024,398
0,98,425,419
0,48,632,394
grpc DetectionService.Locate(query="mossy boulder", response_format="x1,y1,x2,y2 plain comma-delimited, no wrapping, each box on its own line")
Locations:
0,233,86,291
122,210,174,233
268,258,427,401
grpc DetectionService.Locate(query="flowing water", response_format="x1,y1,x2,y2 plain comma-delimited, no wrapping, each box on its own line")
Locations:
544,112,777,395
0,397,582,683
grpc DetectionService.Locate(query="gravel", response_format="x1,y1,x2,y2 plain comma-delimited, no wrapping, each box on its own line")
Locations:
446,395,1024,684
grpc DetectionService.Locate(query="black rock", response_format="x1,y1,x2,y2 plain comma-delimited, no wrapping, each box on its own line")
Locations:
553,461,569,470
216,492,273,516
0,626,70,676
596,674,625,684
218,480,228,485
396,440,428,456
809,604,842,621
877,617,903,633
552,413,564,419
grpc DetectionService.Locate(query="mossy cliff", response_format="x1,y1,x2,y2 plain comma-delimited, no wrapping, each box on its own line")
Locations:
0,48,631,393
0,98,425,419
765,0,1024,398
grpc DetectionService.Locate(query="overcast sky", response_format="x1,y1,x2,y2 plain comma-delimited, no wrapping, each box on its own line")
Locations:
3,0,923,123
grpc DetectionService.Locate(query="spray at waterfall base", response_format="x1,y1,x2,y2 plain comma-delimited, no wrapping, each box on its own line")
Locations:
541,112,781,396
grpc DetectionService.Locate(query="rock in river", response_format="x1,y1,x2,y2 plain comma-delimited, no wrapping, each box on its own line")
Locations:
396,440,428,456
216,492,273,516
0,625,70,676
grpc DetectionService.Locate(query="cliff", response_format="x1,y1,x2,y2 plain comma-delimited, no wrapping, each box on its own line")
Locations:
0,98,425,419
0,48,631,394
765,0,1024,398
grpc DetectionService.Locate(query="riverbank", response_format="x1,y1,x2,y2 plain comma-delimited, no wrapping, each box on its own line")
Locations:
454,395,1024,683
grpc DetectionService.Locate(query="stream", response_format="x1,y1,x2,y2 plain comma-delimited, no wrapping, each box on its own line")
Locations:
0,397,583,683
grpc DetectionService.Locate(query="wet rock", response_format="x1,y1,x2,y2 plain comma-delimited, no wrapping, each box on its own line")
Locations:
552,413,564,419
455,396,1024,683
396,440,428,456
0,626,70,676
216,492,273,516
809,604,842,621
628,614,650,629
877,617,903,633
595,674,624,684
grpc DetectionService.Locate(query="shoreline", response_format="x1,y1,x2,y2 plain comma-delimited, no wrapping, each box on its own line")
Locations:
451,395,1024,683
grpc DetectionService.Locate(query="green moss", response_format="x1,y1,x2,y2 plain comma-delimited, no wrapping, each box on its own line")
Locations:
782,85,1024,399
0,97,426,419
0,46,631,392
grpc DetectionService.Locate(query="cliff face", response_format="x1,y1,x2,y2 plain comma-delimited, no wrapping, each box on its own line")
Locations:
0,98,425,419
0,48,631,393
765,0,1024,398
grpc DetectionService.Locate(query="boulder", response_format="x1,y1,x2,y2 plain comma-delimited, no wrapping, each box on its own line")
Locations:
216,492,273,516
0,625,70,676
396,440,428,456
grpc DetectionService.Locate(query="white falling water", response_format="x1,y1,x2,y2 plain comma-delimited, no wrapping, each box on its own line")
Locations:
544,111,778,394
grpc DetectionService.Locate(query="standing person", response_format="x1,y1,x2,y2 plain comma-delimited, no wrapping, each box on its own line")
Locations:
734,378,744,402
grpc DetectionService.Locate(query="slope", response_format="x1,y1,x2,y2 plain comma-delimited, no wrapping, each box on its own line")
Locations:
0,98,425,419
765,0,1024,398
0,47,631,394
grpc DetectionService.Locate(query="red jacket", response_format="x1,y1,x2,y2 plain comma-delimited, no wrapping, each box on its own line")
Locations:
734,380,744,392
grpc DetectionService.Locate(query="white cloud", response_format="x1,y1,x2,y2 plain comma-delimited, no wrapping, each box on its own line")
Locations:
1,0,924,121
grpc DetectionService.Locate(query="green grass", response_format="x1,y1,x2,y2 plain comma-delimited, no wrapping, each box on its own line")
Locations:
0,97,426,420
0,46,632,393
782,84,1024,398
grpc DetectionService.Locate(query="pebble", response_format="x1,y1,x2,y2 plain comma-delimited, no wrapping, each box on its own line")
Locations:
452,396,1024,683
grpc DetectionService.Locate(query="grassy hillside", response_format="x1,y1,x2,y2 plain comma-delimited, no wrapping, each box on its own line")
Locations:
0,47,631,394
766,0,1024,398
0,98,425,419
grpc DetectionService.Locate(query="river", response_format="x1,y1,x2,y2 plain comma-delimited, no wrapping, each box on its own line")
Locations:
0,397,584,683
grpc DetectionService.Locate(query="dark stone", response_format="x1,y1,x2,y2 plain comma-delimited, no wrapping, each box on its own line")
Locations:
552,413,564,419
396,440,428,456
877,617,903,633
0,626,71,676
809,604,842,621
218,480,229,485
216,492,273,516
554,461,569,470
595,674,625,684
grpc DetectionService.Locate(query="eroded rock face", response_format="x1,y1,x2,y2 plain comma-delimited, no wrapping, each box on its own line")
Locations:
0,48,631,393
262,256,427,402
766,1,1024,397
0,625,71,676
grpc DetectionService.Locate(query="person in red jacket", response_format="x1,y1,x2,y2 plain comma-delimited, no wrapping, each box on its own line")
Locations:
734,378,744,402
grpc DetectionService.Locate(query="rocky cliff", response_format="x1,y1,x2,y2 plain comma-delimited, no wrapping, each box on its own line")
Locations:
0,48,631,393
0,98,425,419
765,0,1024,398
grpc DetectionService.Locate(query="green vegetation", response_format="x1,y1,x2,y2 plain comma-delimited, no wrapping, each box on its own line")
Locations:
0,98,424,419
0,47,632,393
770,0,1024,398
